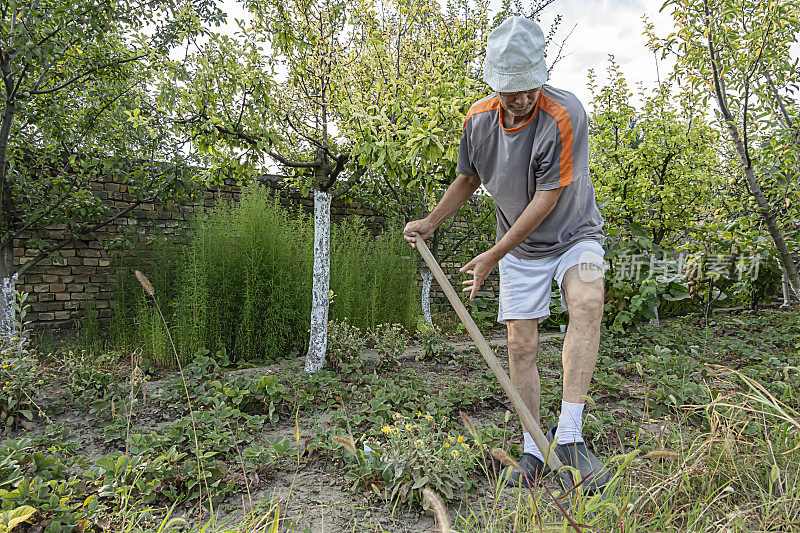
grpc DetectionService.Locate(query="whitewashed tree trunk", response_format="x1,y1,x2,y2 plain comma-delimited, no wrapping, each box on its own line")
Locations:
1,272,18,343
782,269,793,308
421,267,433,325
305,189,332,374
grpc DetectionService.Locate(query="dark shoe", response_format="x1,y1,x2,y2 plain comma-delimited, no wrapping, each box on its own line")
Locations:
546,426,611,493
503,452,545,489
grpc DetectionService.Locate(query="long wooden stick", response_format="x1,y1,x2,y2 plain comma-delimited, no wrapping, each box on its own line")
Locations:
413,237,565,475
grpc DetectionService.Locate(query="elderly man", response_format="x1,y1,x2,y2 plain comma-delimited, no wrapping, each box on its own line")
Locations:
403,16,610,491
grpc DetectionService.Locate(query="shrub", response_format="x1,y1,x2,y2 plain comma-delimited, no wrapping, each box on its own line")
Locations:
115,185,314,365
0,291,40,432
369,323,407,367
414,318,451,361
329,218,417,331
113,184,418,366
326,319,366,371
350,412,479,505
57,348,119,403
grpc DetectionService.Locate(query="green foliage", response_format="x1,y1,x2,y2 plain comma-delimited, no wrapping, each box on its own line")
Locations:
589,58,718,247
118,186,311,365
7,308,799,529
651,0,800,296
0,339,38,433
330,219,417,331
0,292,39,432
369,324,408,368
347,412,479,505
466,290,499,333
341,0,489,193
326,319,366,371
56,349,120,405
681,217,785,314
112,185,417,367
413,319,452,362
0,0,218,282
0,438,97,531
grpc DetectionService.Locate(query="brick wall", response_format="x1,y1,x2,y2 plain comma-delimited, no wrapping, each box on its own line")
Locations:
13,178,386,330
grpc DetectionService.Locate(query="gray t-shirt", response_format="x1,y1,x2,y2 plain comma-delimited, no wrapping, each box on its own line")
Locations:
456,85,604,260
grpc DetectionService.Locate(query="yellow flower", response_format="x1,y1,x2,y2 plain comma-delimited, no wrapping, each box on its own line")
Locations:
381,425,392,434
444,442,450,448
425,414,433,421
457,435,464,443
451,450,458,457
406,424,414,431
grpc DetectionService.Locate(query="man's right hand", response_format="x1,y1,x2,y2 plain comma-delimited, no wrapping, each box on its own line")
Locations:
403,219,435,249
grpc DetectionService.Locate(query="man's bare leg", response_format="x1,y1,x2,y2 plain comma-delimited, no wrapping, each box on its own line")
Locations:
561,263,604,406
507,318,540,426
505,317,549,487
544,262,610,492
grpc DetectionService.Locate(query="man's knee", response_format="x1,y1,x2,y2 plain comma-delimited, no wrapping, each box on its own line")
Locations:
507,320,539,362
508,336,538,360
568,286,604,322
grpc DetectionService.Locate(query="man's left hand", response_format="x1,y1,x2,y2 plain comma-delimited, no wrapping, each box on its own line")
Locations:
460,250,500,301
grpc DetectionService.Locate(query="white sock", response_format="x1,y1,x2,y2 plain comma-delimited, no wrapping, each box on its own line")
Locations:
523,432,545,462
555,400,585,444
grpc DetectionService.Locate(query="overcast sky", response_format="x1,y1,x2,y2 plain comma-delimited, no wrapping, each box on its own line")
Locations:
216,0,677,110
536,0,676,107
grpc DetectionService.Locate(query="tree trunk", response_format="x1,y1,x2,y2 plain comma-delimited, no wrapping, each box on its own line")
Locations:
421,266,433,325
649,253,660,327
0,245,17,342
705,19,800,301
0,89,16,240
740,163,800,300
305,189,331,374
782,269,793,308
0,54,17,340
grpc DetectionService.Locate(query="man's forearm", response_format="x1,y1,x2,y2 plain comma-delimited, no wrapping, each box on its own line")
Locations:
491,188,562,258
425,173,482,228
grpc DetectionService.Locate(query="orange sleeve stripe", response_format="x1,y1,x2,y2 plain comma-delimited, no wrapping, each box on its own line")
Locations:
463,97,501,130
540,94,574,187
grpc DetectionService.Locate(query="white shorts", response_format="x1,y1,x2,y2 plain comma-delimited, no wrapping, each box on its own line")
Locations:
497,240,605,324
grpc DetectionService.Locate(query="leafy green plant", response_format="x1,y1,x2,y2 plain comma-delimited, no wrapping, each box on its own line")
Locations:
113,186,419,366
330,218,418,331
414,319,452,361
604,224,691,333
326,319,366,371
58,349,120,404
348,412,478,505
369,324,408,368
466,290,498,333
0,292,41,432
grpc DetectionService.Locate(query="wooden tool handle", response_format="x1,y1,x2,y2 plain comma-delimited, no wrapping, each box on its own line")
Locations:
413,236,563,473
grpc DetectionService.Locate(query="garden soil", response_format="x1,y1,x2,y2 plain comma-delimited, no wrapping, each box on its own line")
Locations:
16,329,629,531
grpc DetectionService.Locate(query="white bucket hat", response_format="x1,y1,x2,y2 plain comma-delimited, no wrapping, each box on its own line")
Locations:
483,16,548,92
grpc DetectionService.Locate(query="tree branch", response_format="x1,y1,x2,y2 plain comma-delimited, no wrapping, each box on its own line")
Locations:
330,165,365,198
762,67,795,130
183,115,318,169
16,176,174,277
30,54,147,95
